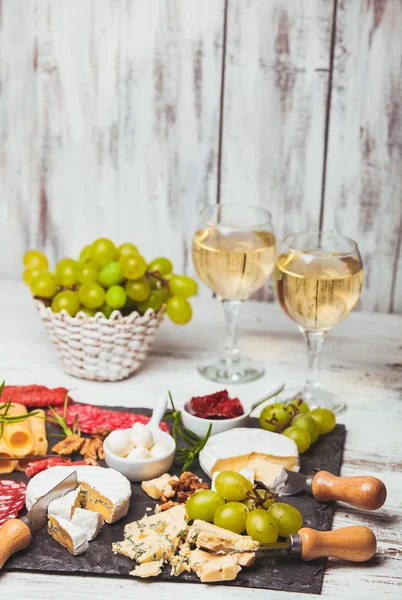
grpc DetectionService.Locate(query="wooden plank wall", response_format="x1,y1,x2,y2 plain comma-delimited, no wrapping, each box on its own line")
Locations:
0,0,401,313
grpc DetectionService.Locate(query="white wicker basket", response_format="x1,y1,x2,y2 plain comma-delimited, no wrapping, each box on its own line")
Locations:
36,300,165,381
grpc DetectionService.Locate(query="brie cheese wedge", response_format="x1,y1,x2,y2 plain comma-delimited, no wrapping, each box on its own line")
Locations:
72,507,104,541
47,489,81,521
199,428,299,489
26,466,131,523
48,515,89,555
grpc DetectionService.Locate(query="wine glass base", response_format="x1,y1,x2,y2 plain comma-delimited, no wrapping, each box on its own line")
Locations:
281,386,346,414
197,357,265,384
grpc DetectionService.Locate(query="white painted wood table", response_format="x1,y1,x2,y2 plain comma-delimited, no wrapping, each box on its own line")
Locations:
0,282,401,599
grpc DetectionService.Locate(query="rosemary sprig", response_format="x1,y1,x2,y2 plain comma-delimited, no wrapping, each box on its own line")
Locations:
45,392,81,438
164,391,212,472
0,380,40,439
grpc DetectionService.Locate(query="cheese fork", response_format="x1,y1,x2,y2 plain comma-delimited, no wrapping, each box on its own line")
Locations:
207,526,377,562
0,471,78,569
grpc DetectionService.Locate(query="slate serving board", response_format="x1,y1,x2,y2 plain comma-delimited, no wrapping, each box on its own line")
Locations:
4,406,346,595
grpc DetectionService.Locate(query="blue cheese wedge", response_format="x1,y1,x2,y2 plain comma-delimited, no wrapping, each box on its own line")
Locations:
199,428,299,490
48,515,89,555
130,560,163,578
71,508,104,541
26,466,131,523
141,473,178,500
113,504,188,566
187,520,259,553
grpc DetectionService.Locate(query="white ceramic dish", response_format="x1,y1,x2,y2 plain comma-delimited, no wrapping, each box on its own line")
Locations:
181,382,285,438
104,396,175,482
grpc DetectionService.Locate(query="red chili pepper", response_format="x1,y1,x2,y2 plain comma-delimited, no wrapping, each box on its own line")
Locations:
2,385,74,408
25,457,88,478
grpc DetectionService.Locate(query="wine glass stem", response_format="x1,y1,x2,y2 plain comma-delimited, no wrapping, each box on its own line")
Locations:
221,299,243,366
303,329,327,391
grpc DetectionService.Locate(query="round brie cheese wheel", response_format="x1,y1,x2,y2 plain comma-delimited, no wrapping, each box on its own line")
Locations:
130,423,154,450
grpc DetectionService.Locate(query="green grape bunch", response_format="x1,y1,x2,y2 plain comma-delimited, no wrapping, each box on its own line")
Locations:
22,239,198,325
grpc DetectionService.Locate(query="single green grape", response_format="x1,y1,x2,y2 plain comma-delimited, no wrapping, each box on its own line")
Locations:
120,253,147,279
309,408,336,434
242,489,276,511
30,272,58,298
78,283,105,309
55,258,78,287
105,285,126,309
98,262,124,287
76,263,98,285
283,426,311,454
136,290,166,314
79,245,92,263
268,503,303,537
213,502,249,534
292,413,319,444
100,303,114,318
90,238,117,269
286,398,310,416
117,242,138,259
23,250,48,271
23,267,42,286
259,403,292,433
166,295,192,325
51,291,80,316
169,275,198,298
78,306,97,317
246,509,279,544
214,471,253,502
125,277,151,302
148,257,173,276
185,490,225,523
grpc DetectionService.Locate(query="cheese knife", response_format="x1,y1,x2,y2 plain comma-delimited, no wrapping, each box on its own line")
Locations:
0,471,78,569
212,526,377,562
278,470,387,510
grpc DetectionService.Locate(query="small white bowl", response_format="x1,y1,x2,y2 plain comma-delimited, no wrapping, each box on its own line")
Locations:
104,427,175,482
181,383,285,438
103,395,175,482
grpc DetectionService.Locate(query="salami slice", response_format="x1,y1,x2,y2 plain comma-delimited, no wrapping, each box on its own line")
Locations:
0,480,27,526
50,404,170,435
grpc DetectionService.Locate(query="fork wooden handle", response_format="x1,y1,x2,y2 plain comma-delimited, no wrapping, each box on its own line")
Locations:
311,471,387,510
0,519,32,569
298,526,376,562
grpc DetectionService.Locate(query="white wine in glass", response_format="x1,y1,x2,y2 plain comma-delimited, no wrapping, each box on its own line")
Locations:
193,204,276,383
274,231,364,413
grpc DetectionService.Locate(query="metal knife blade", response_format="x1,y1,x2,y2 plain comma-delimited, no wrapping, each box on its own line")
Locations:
275,470,312,497
205,541,292,555
23,471,78,534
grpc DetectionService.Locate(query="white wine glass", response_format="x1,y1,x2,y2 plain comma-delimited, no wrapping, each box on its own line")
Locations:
273,231,364,413
192,203,276,383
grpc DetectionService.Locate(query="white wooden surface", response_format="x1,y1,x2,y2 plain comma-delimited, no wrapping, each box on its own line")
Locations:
1,0,402,313
0,281,401,599
323,0,402,313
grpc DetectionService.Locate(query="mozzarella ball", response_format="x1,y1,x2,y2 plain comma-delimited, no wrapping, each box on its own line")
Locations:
148,442,169,459
126,447,151,462
106,430,132,457
130,423,154,449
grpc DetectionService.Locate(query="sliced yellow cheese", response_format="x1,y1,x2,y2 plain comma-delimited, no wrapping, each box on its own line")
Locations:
0,440,17,474
29,409,48,455
1,403,35,457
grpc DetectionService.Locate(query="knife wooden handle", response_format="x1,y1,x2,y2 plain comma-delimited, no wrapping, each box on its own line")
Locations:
299,526,376,562
0,519,32,569
311,471,387,510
